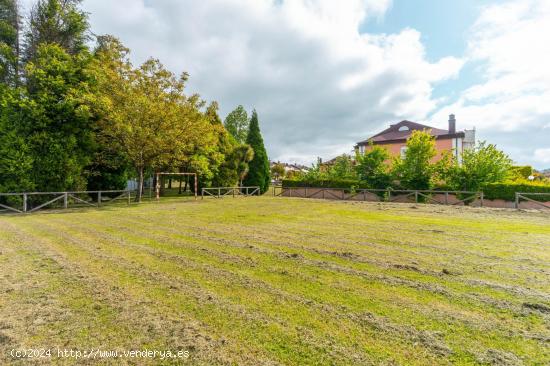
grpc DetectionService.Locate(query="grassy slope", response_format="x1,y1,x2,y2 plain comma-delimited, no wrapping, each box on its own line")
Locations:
0,197,549,365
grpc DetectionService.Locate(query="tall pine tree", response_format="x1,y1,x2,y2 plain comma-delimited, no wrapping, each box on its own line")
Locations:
0,0,20,85
243,110,270,193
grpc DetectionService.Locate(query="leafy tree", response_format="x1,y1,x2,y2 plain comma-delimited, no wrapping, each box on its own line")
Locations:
21,43,95,191
180,101,226,191
224,105,248,144
0,85,34,193
243,109,270,193
446,141,513,192
94,37,211,201
210,103,254,188
302,158,328,181
327,154,357,180
355,143,391,188
392,130,437,190
0,0,20,85
271,163,285,181
24,0,89,63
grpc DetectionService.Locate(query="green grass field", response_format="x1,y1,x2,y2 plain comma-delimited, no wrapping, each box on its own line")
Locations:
1,197,549,365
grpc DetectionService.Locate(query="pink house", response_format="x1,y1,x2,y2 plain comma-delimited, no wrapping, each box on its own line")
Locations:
355,115,475,163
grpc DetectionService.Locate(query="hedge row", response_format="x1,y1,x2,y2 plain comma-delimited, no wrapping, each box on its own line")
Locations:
282,179,550,202
282,179,370,189
483,182,550,202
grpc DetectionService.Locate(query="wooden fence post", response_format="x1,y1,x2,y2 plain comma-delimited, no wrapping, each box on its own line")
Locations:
64,193,68,209
23,193,27,213
414,191,418,203
445,192,449,205
127,191,131,205
194,174,198,200
515,192,519,209
98,191,102,207
480,192,484,207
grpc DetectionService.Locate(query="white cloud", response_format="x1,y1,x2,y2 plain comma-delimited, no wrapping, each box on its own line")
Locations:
534,149,550,164
431,0,550,168
77,0,462,164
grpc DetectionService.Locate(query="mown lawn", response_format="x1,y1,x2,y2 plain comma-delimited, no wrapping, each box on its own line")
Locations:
0,197,549,365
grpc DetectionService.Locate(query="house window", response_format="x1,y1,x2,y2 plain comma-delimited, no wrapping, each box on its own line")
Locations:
400,146,408,159
398,126,410,132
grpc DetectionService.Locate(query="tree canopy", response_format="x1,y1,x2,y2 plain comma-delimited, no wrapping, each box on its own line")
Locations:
93,37,213,200
445,141,513,192
224,105,249,144
392,130,437,190
0,1,262,198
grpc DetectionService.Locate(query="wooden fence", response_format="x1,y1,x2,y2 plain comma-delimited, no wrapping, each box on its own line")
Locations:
0,190,134,214
201,187,260,199
274,186,550,210
515,192,550,210
274,187,485,205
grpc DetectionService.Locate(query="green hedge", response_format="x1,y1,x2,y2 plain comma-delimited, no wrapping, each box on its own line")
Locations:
483,182,550,202
282,179,376,190
510,166,533,179
283,179,550,202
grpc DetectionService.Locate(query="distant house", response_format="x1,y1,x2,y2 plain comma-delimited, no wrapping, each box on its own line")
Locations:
355,114,475,163
270,161,309,174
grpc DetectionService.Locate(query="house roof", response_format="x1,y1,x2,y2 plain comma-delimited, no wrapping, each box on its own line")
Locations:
356,120,464,146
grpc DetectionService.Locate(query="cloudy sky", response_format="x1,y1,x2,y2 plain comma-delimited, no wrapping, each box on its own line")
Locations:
22,0,550,168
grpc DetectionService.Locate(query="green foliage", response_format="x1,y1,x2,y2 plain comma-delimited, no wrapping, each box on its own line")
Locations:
327,155,357,180
483,182,550,202
445,141,513,192
21,43,95,191
283,179,369,189
0,87,34,193
355,143,391,189
243,110,270,193
0,0,20,85
391,130,437,190
24,0,89,62
224,105,249,144
93,38,213,200
302,158,328,181
509,166,533,180
271,163,286,180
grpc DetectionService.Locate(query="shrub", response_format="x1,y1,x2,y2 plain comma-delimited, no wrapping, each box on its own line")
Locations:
483,182,550,202
355,144,391,189
509,166,533,180
445,142,513,192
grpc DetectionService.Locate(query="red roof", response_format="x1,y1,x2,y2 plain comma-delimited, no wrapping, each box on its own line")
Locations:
356,120,463,146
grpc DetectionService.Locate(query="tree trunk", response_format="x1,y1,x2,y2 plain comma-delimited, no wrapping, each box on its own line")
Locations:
137,166,144,203
169,177,172,189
